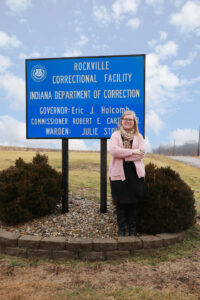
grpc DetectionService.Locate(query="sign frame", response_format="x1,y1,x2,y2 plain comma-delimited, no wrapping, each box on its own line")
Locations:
26,54,146,140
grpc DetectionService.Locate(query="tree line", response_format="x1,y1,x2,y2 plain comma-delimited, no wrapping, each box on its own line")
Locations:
153,141,199,156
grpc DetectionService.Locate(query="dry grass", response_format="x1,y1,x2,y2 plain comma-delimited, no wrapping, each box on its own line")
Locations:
0,150,199,211
54,288,197,300
1,231,200,300
144,154,200,213
0,227,200,300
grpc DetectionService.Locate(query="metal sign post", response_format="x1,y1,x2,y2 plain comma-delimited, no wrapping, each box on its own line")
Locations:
100,139,107,213
62,138,68,213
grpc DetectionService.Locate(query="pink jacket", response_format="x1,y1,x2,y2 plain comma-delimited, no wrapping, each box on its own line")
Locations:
109,130,146,181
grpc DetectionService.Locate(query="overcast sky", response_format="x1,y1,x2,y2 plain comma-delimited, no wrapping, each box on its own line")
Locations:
0,0,200,152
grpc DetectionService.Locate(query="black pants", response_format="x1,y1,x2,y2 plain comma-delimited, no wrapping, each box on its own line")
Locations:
117,203,137,235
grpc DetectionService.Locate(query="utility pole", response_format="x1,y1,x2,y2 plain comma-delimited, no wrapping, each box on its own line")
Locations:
172,140,175,156
198,127,200,156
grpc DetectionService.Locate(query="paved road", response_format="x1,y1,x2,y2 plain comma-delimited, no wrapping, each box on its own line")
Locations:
168,156,200,169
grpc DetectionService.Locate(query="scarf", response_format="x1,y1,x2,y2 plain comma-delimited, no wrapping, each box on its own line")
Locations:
119,126,134,149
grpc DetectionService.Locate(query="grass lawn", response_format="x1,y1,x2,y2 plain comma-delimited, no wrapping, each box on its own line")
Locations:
0,225,200,299
0,150,199,212
0,149,200,299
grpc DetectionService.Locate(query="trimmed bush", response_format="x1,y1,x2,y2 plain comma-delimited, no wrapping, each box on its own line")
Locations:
0,153,62,225
137,163,196,234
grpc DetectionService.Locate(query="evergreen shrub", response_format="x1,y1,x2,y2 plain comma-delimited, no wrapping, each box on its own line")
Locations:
0,153,62,225
137,163,196,234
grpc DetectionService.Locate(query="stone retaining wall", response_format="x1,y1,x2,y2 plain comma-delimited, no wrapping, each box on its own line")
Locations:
0,230,185,261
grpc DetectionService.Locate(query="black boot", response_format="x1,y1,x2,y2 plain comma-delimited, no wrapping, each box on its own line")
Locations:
117,204,126,236
127,204,137,236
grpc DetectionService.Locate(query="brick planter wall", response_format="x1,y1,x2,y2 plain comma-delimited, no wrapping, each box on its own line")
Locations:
0,229,186,261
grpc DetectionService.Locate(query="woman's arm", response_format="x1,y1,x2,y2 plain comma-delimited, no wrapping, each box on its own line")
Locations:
130,135,146,161
109,132,133,158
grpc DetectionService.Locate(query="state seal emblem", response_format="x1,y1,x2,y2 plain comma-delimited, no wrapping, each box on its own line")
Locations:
31,65,47,82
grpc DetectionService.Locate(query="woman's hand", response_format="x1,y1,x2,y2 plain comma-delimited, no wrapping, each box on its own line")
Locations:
132,149,145,155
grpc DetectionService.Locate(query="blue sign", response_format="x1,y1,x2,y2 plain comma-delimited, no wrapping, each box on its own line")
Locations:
26,55,145,139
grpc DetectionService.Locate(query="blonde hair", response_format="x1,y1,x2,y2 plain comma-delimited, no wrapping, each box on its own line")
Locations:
119,110,140,135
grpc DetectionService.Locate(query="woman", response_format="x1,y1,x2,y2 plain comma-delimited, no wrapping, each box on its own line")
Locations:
109,110,146,237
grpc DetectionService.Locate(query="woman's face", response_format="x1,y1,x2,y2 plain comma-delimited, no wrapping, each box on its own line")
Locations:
121,114,135,131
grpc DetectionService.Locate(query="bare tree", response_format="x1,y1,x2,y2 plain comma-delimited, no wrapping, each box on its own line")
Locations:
153,141,199,156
